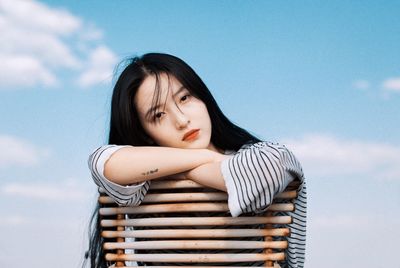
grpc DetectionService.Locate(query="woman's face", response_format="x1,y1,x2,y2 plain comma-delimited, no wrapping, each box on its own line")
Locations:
134,73,218,152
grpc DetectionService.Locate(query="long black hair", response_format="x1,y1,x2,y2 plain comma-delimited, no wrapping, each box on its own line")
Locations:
83,53,261,267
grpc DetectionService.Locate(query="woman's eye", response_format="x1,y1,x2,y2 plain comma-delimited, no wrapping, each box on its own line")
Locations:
180,94,190,102
154,112,165,120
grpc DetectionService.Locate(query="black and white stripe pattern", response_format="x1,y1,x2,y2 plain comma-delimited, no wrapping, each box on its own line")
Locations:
221,141,304,215
88,145,150,206
221,142,306,268
88,141,307,267
285,184,307,268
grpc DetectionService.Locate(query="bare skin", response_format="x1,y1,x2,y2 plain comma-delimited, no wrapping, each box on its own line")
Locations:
104,146,229,191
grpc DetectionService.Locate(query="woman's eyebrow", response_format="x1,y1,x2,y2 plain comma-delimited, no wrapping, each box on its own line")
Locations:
145,105,162,120
144,86,186,119
172,86,186,97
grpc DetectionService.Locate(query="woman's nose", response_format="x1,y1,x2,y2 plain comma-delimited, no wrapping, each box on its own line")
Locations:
174,110,190,129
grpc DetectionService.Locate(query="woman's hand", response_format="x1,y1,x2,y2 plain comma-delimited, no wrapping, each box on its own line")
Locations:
181,150,231,191
166,150,230,185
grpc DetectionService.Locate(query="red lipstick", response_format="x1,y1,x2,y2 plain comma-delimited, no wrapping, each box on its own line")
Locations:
182,129,200,141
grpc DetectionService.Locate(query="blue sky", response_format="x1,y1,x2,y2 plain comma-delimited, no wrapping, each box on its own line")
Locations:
0,1,399,267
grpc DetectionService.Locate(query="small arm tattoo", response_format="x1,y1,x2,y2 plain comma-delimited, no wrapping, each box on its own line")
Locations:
141,168,159,176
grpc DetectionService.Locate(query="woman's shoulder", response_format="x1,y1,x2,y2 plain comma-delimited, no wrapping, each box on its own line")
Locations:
222,141,267,155
234,140,293,155
89,144,132,156
238,140,278,150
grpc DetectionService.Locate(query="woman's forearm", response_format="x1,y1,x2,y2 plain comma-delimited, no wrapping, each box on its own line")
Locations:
104,146,222,185
186,161,228,192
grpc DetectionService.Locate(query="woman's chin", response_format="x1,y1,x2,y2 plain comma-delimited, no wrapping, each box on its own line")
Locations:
182,139,210,149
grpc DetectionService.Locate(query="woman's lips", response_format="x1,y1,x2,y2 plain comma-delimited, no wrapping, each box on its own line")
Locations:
182,129,200,141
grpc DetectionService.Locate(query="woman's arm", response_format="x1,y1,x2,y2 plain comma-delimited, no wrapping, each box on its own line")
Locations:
182,161,229,192
103,146,225,185
88,145,226,206
184,142,304,217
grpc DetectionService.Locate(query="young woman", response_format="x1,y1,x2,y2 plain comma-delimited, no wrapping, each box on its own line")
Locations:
85,53,307,268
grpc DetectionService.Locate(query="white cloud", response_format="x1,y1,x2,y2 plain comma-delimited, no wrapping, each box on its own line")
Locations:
352,79,370,90
382,77,400,92
0,0,81,35
78,45,117,87
0,54,57,87
0,0,115,89
283,134,400,181
78,22,103,41
312,214,370,229
0,179,91,201
310,213,400,242
0,215,31,226
0,214,88,227
0,134,49,168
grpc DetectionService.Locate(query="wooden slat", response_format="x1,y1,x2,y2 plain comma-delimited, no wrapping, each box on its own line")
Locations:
98,180,203,194
99,191,297,204
150,179,204,189
99,203,294,216
105,252,285,262
103,240,288,250
99,179,300,192
110,267,276,268
110,266,276,268
276,190,297,199
101,228,290,238
99,192,227,204
101,215,292,227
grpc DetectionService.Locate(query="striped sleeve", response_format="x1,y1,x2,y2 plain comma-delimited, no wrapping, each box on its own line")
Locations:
220,141,304,217
87,145,151,206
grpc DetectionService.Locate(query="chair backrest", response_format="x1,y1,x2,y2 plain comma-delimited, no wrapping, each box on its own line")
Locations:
98,179,297,267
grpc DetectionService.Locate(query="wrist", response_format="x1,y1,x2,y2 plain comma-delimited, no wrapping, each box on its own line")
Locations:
199,148,219,163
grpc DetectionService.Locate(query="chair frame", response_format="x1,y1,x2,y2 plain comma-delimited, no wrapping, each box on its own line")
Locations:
98,179,297,267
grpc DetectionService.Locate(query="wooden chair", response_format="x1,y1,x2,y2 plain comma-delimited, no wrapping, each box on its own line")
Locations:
98,179,297,267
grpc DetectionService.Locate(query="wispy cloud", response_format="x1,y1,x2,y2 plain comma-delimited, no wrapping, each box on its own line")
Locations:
0,0,117,89
0,54,57,87
78,45,117,87
0,215,31,226
382,77,400,92
352,77,400,99
283,134,400,181
0,134,50,168
0,179,92,201
352,79,370,90
0,214,89,227
312,214,370,229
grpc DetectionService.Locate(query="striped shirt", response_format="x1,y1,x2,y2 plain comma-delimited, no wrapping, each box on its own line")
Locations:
88,141,307,267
